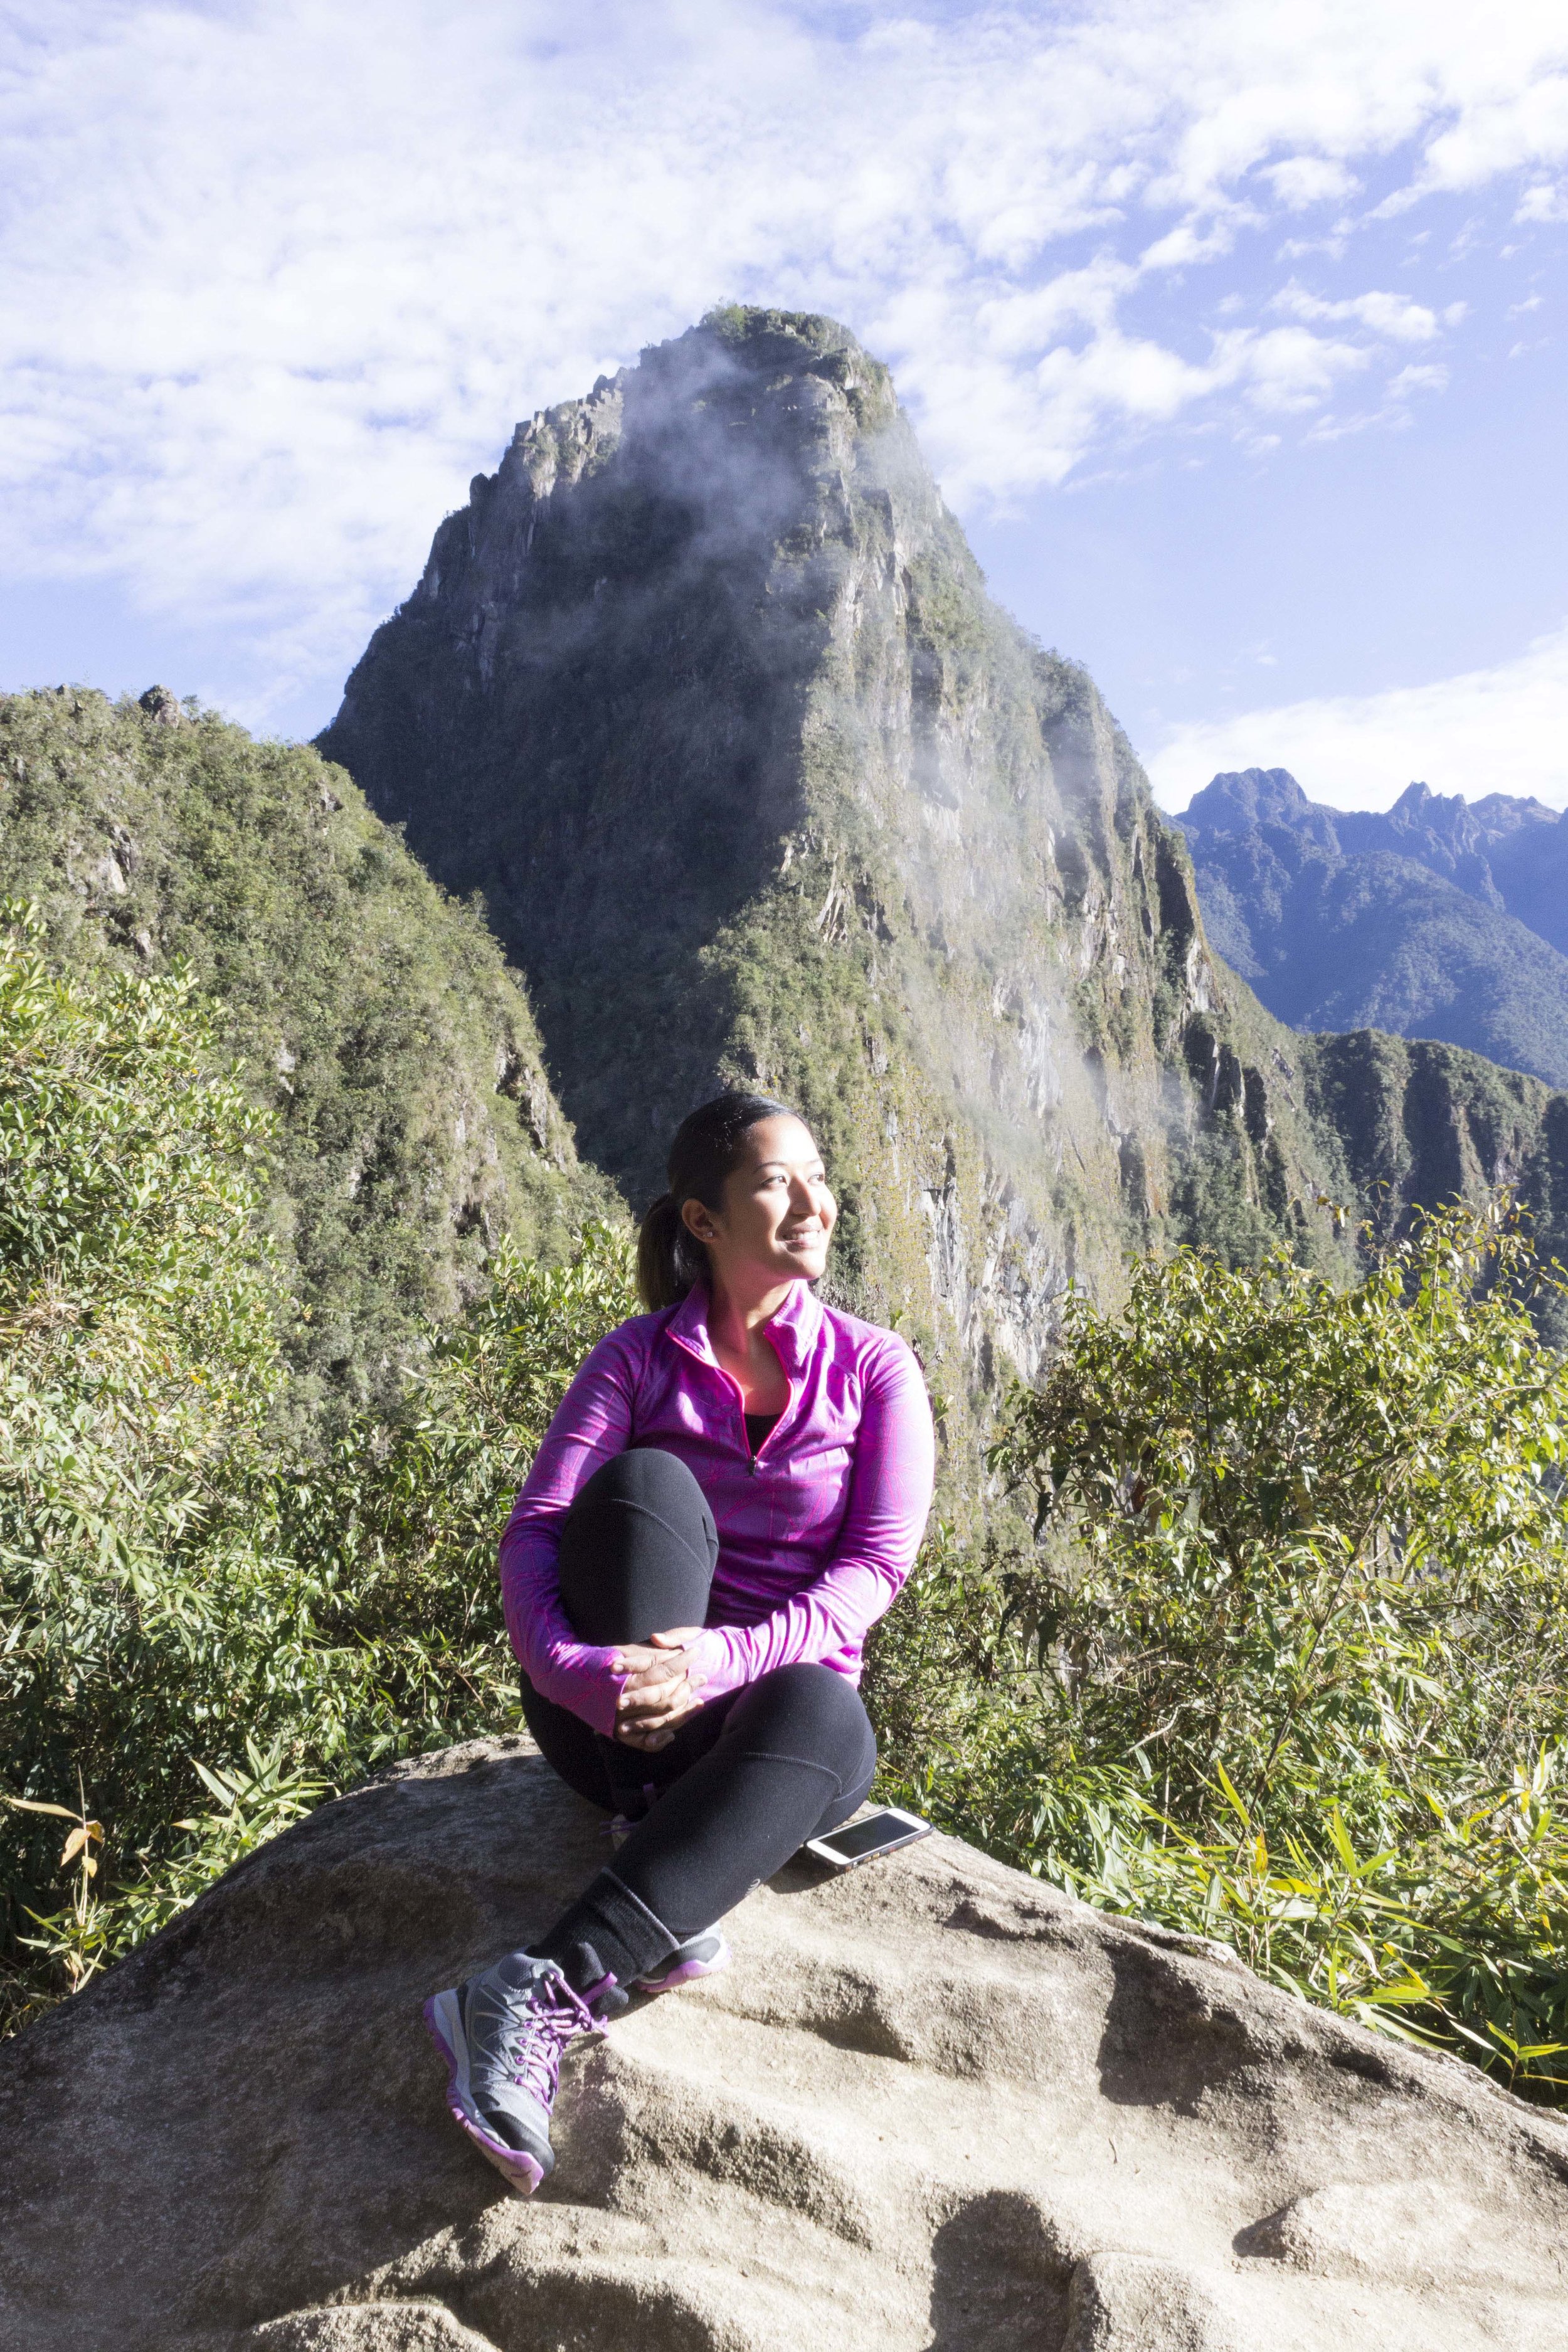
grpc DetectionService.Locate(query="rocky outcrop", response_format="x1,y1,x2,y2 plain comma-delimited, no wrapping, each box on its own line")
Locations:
3,1736,1566,2351
319,309,1568,1449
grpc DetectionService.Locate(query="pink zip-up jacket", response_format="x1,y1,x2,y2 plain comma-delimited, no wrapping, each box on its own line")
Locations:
499,1279,936,1737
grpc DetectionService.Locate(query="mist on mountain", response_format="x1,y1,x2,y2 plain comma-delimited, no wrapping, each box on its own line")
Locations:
319,305,1568,1411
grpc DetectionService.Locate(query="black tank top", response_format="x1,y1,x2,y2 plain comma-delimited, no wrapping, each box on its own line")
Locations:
744,1411,781,1457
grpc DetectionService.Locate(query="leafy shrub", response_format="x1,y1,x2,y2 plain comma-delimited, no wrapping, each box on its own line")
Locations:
871,1198,1568,2098
11,894,1568,2109
273,1226,637,1757
0,905,633,2028
0,904,297,2020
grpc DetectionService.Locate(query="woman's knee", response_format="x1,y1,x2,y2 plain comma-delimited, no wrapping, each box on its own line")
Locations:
568,1446,714,1530
556,1448,718,1646
726,1662,876,1781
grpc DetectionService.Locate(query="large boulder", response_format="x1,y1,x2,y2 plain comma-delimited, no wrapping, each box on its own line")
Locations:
3,1737,1566,2350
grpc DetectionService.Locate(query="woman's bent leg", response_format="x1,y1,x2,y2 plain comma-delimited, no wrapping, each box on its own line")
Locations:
518,1675,614,1809
556,1447,718,1643
532,1663,876,1979
552,1447,719,1820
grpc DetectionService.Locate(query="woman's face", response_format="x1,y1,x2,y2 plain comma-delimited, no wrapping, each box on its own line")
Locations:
683,1115,837,1290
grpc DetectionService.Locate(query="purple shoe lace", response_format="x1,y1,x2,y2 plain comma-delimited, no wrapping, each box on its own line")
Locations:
487,1964,596,2110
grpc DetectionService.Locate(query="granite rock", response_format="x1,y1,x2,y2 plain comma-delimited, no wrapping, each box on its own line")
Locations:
3,1736,1566,2351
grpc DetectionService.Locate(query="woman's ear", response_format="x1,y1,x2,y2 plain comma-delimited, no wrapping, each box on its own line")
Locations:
680,1196,717,1244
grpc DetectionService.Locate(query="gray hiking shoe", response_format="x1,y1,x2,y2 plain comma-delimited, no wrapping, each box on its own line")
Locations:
634,1928,731,1992
423,1952,596,2193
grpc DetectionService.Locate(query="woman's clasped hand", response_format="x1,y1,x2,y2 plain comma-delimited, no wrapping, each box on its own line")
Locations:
611,1626,708,1749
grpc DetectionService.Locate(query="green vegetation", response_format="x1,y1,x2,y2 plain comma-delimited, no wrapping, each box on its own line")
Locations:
871,1196,1568,2097
6,895,1568,2109
0,687,607,1425
0,907,633,2030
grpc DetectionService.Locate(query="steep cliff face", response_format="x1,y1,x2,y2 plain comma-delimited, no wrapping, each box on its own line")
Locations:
320,309,1568,1434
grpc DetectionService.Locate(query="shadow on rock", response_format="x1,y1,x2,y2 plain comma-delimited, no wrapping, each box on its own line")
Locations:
924,2189,1071,2351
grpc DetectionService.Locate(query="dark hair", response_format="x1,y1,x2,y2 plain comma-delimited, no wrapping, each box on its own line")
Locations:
637,1091,802,1310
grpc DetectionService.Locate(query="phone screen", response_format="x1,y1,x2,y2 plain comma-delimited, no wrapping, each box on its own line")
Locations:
812,1809,930,1863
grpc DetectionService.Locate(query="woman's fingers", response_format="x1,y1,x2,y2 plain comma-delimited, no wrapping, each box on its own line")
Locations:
610,1642,660,1675
613,1655,683,1694
616,1675,707,1735
617,1672,687,1715
612,1641,693,1684
619,1689,692,1731
619,1728,674,1752
611,1631,708,1742
615,1712,682,1748
612,1633,701,1678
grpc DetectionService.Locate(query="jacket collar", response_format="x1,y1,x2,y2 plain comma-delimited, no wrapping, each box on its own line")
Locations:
665,1278,824,1376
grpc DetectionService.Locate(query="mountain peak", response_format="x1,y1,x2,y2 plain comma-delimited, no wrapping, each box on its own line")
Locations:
1180,768,1340,855
1178,759,1568,1090
319,316,1568,1429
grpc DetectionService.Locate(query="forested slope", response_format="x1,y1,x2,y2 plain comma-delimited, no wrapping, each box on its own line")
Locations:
0,687,608,1417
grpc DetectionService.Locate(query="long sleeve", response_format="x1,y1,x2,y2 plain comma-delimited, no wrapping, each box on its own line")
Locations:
497,1329,640,1735
691,1333,935,1703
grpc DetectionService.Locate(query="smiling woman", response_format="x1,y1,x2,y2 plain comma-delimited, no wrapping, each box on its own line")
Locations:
421,1091,936,2196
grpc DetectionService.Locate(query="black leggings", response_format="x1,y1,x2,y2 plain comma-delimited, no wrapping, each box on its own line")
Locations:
521,1449,876,1990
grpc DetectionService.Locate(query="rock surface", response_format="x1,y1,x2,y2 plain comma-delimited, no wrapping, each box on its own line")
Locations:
4,1736,1567,2351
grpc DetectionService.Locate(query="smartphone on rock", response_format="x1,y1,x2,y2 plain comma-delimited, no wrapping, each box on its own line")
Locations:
803,1806,933,1870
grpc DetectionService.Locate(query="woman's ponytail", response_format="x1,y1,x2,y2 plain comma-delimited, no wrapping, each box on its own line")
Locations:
636,1190,708,1310
636,1091,798,1311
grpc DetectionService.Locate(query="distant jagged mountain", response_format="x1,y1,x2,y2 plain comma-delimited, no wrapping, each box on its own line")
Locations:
319,308,1568,1446
1179,770,1568,1087
0,687,607,1419
1338,780,1568,954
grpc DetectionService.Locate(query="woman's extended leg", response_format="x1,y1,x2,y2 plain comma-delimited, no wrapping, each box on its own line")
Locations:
429,1452,878,2195
534,1662,875,1976
523,1451,874,1989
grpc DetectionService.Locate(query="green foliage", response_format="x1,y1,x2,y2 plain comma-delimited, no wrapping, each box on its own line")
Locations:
275,1225,637,1756
0,687,607,1425
872,1197,1568,2098
11,874,1568,2111
0,905,633,2029
0,907,292,2001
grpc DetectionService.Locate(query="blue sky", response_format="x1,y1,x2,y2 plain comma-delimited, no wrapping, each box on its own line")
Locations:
3,0,1566,810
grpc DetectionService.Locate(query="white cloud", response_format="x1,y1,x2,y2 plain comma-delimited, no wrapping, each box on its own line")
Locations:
1517,180,1568,220
3,0,1568,719
1271,280,1443,340
1385,362,1449,395
1263,155,1358,208
1147,623,1568,812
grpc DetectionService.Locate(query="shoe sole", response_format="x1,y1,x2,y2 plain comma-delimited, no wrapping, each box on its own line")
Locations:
422,1990,548,2196
634,1935,731,1993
